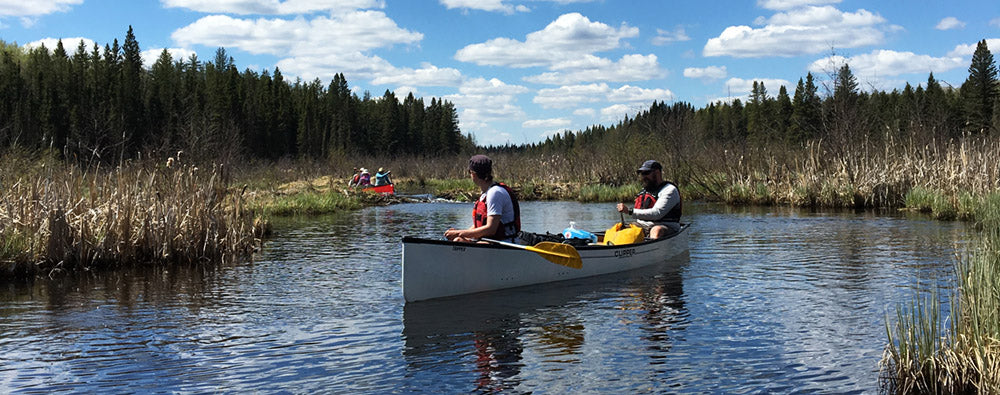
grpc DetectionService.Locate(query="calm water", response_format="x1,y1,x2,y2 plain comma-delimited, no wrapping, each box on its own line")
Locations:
0,201,969,393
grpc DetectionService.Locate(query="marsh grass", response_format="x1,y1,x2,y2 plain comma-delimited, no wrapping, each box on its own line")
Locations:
578,184,635,203
881,192,1000,393
681,135,999,213
0,158,265,278
251,190,363,216
332,134,998,214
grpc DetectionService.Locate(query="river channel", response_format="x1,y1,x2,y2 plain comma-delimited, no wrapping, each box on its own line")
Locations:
0,201,970,393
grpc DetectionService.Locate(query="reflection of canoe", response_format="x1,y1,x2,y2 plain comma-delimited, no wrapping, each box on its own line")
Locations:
362,184,395,195
401,224,689,302
400,256,687,392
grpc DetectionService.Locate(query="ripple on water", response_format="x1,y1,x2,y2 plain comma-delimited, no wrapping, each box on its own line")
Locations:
0,202,969,392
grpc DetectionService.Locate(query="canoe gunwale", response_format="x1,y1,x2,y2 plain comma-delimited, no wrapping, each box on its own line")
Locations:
401,223,689,250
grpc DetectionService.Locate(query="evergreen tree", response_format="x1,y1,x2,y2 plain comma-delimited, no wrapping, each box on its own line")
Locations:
960,39,998,133
833,63,859,106
121,26,144,155
790,73,821,142
747,81,768,144
148,49,178,150
775,85,793,143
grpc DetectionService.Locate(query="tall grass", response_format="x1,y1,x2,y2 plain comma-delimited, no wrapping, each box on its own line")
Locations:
364,134,998,212
0,157,265,278
686,135,999,211
881,192,1000,393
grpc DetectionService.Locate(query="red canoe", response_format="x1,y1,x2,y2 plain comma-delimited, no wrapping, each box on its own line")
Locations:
363,184,395,195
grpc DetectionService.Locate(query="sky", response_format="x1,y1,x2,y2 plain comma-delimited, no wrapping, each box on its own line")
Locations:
1,1,999,146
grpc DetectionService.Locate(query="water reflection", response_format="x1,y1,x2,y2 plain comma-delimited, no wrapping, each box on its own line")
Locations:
402,252,688,393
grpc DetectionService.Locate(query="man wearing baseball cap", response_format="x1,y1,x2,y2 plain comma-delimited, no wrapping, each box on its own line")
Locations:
615,159,682,239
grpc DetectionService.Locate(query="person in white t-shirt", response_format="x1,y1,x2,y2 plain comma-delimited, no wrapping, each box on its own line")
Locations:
445,155,520,243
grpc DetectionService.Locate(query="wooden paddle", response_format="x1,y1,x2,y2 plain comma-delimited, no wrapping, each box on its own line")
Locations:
482,238,582,269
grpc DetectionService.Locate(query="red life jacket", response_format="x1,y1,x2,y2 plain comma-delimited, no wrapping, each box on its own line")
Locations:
633,181,682,223
472,183,521,240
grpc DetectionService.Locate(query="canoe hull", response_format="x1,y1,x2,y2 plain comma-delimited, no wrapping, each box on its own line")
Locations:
363,184,395,194
401,225,689,302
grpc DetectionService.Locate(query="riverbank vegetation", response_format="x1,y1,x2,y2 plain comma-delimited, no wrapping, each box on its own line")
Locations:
880,194,1000,393
0,151,265,279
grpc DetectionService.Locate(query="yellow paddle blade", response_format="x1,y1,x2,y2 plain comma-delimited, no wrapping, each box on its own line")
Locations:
527,242,582,269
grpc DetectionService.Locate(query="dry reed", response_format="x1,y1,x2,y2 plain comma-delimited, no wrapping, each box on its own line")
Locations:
0,159,265,279
880,193,1000,393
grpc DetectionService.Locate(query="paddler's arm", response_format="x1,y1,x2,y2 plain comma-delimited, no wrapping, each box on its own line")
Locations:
444,215,501,242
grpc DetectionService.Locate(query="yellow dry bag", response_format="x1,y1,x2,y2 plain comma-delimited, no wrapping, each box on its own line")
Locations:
603,222,645,245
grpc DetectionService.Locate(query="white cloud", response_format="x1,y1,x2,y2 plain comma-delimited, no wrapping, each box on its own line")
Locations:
706,95,742,105
540,128,570,139
456,12,661,85
573,108,596,117
651,26,690,45
458,77,530,96
444,77,527,126
455,12,639,67
439,0,523,14
172,11,431,83
0,0,81,16
534,83,610,109
23,37,95,52
161,0,383,15
600,103,644,121
370,63,463,87
947,38,1000,58
533,82,671,110
704,6,890,58
393,86,419,100
523,118,571,128
808,50,966,81
524,54,663,84
724,77,792,97
173,12,421,56
141,47,199,67
684,65,728,81
757,0,840,10
275,52,395,83
991,18,1000,28
935,17,965,31
472,127,517,146
440,0,596,14
607,85,674,103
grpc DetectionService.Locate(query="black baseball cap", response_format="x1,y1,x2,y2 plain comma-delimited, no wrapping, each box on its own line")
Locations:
637,160,662,172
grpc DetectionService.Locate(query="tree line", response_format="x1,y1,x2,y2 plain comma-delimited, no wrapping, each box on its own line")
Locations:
3,26,997,165
514,39,998,156
0,27,473,164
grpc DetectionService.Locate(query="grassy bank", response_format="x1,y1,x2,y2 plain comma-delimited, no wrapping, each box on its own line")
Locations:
347,134,998,219
880,193,1000,393
0,154,266,279
4,133,997,280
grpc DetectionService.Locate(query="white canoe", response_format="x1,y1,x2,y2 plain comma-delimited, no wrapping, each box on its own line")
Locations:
401,224,690,302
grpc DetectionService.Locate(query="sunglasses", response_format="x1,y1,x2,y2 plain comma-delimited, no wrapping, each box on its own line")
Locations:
637,170,653,175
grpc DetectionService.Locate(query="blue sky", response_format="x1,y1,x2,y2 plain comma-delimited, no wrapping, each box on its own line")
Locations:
2,0,999,146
